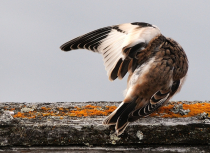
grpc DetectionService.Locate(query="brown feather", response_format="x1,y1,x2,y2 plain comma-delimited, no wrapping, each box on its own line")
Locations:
117,59,130,79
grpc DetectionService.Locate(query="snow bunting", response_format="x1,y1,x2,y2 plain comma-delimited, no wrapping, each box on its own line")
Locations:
60,22,188,135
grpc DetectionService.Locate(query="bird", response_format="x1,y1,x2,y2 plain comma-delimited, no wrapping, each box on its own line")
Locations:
60,22,188,136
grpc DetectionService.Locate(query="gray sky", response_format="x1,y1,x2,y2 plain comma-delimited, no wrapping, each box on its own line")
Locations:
1,1,210,102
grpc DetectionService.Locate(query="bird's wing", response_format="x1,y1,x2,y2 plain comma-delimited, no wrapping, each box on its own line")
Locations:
60,22,161,81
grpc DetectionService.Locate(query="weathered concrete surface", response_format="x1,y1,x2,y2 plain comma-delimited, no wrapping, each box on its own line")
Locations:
1,101,210,149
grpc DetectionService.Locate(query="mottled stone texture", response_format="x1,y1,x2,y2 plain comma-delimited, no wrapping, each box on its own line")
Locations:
0,101,210,147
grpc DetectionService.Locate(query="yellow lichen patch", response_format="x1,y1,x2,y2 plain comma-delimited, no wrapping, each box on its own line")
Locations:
13,111,35,119
150,103,210,118
13,112,24,118
69,105,117,117
10,103,210,119
11,105,117,119
41,107,51,111
58,107,64,111
182,103,210,117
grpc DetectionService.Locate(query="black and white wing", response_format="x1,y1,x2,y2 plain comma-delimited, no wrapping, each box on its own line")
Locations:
60,22,161,81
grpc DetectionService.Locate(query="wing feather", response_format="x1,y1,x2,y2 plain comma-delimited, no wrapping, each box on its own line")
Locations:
128,92,170,122
60,22,161,80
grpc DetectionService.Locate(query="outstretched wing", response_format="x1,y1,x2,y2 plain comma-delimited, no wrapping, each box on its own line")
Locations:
60,22,161,81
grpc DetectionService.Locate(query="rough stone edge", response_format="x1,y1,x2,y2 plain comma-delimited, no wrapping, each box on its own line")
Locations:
1,101,210,147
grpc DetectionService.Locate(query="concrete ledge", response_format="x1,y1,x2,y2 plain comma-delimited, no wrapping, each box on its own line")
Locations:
0,101,210,148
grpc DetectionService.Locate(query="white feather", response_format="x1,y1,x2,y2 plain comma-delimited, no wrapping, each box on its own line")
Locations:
95,23,161,79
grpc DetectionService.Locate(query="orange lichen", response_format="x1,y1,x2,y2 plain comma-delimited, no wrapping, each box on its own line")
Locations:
10,103,210,119
11,105,117,119
150,103,210,118
182,103,210,117
13,112,24,118
58,107,64,111
41,107,51,111
69,105,117,117
13,111,36,119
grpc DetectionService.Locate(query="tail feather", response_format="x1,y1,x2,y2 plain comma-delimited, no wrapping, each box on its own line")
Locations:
115,99,137,129
103,98,137,135
103,91,170,135
102,102,130,125
116,122,129,136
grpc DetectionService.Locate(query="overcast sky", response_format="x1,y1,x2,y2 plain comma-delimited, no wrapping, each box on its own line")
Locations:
1,1,210,102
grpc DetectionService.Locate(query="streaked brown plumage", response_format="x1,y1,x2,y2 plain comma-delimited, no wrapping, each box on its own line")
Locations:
60,22,188,135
